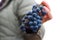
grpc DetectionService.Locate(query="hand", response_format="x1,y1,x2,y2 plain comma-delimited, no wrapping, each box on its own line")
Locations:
40,1,52,23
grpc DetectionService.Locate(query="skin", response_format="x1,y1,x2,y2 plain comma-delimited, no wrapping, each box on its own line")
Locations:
40,1,52,23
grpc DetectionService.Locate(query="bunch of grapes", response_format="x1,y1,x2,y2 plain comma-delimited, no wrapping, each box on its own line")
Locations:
20,4,47,33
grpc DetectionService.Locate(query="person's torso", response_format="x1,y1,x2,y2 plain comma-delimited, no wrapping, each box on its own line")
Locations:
0,0,35,40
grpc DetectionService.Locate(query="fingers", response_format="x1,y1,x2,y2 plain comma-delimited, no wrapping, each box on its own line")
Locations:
41,1,50,11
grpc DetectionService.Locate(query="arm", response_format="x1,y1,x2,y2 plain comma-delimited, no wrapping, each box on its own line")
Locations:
40,1,52,23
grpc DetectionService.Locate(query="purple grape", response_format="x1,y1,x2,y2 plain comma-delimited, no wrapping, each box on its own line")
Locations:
36,7,40,13
24,15,28,19
36,15,41,19
41,10,47,16
30,26,34,29
32,9,38,13
33,17,37,21
39,5,43,10
37,20,42,24
32,5,37,10
27,15,34,21
27,12,32,15
33,21,37,25
20,24,26,31
29,21,33,26
32,13,38,17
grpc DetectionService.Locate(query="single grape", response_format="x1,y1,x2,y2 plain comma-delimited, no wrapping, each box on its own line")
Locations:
29,21,33,26
32,5,37,10
39,5,43,10
38,23,41,27
34,26,38,29
41,10,47,16
32,9,38,13
33,21,37,25
32,13,38,17
36,15,41,19
24,22,29,26
33,17,37,21
36,7,40,13
30,26,34,29
32,26,38,32
24,15,28,19
37,20,42,24
27,15,34,21
28,15,33,19
27,12,32,15
20,24,26,31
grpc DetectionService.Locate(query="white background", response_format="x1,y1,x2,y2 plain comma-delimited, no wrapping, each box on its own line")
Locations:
35,0,60,40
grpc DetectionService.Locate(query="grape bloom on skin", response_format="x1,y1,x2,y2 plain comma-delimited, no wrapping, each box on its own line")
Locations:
20,4,47,33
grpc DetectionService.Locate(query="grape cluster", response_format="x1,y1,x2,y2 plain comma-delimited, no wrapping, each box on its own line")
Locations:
20,4,47,33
